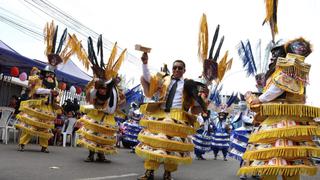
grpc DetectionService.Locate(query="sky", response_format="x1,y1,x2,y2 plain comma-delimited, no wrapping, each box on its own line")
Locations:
1,0,320,105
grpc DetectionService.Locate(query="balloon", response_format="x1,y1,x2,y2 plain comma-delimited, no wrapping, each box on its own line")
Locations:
10,67,19,77
76,86,82,94
19,72,27,81
69,86,76,94
59,82,67,90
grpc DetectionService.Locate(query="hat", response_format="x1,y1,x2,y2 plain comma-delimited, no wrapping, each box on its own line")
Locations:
44,21,76,71
285,37,312,57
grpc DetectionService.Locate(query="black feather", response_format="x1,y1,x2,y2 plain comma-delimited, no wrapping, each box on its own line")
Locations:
213,36,224,62
56,28,67,54
51,25,58,54
87,37,98,66
273,0,278,25
97,34,104,68
208,24,220,59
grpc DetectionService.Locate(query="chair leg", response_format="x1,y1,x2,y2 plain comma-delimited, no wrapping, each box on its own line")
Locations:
53,133,57,146
5,128,8,144
63,134,67,147
13,129,16,143
1,129,5,143
73,134,79,147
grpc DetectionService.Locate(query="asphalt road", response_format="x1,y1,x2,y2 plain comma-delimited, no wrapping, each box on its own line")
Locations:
0,144,319,180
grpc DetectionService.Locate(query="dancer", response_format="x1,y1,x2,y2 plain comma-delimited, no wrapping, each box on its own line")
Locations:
16,21,76,153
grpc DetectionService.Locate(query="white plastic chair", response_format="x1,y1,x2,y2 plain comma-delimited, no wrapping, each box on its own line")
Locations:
62,117,77,147
0,107,17,144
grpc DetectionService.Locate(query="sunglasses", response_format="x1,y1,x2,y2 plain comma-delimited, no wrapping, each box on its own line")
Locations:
172,66,184,70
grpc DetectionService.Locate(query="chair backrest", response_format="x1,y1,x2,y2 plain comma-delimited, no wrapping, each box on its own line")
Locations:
0,107,15,127
63,117,77,134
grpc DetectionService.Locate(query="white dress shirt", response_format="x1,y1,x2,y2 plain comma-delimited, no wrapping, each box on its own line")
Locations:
259,84,284,103
142,64,184,109
168,78,184,109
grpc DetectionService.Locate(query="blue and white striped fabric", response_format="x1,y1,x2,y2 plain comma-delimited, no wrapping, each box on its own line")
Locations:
212,121,230,150
228,126,252,162
192,129,213,155
122,121,143,146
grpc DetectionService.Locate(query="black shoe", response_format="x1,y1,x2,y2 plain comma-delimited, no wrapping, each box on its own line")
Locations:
251,175,260,179
137,170,154,180
18,144,25,152
84,156,95,162
96,158,111,163
163,171,173,180
41,147,49,153
197,155,206,160
214,157,217,160
224,158,228,161
96,153,111,163
84,151,95,162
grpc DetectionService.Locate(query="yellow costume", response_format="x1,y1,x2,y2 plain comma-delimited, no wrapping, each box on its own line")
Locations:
16,21,75,152
16,81,59,149
71,35,126,162
238,39,320,180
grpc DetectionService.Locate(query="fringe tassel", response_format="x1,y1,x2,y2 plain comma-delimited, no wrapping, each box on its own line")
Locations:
135,146,192,165
20,99,44,107
243,146,320,160
237,165,317,176
79,118,117,135
77,129,116,145
138,134,194,152
260,104,320,117
262,116,314,126
77,139,117,154
16,114,54,129
140,107,197,124
15,124,53,139
86,112,116,126
20,106,56,121
249,126,320,143
140,120,196,138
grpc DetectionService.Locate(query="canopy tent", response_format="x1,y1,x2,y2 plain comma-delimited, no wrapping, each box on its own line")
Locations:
0,40,91,87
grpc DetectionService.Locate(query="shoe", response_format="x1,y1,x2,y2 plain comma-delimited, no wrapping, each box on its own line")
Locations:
41,147,49,153
198,155,206,160
18,144,25,152
224,158,228,161
251,175,260,179
214,157,217,160
96,153,111,163
137,170,154,180
84,156,95,162
96,158,111,163
240,175,247,180
84,151,95,162
163,171,173,180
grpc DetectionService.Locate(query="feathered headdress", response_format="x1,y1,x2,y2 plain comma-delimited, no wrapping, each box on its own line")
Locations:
43,21,76,71
263,0,279,42
198,14,233,84
209,84,237,114
70,34,127,89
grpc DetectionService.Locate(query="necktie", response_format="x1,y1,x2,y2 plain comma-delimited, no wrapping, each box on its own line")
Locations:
165,79,179,112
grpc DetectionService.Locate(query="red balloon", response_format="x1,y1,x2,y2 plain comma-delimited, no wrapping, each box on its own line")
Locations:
59,82,67,90
10,67,19,77
76,86,82,94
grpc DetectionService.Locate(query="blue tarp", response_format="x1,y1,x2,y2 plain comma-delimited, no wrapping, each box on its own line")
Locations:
0,40,91,86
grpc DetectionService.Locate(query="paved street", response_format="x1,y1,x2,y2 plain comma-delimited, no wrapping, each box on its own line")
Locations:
0,144,319,180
